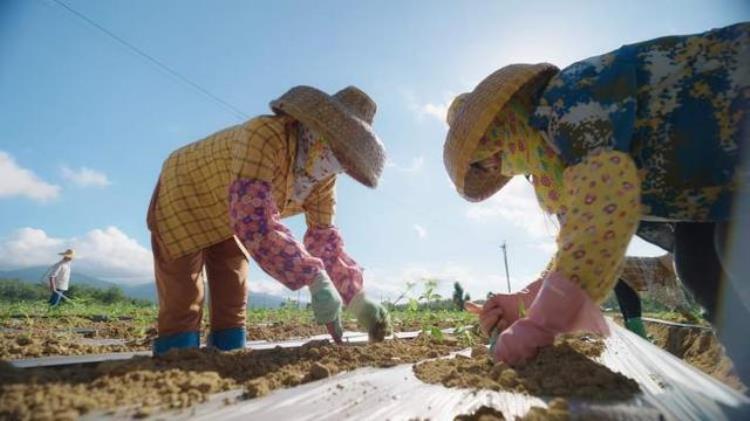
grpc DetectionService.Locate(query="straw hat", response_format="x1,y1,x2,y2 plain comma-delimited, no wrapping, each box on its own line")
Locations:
270,86,385,188
58,249,75,259
443,63,559,202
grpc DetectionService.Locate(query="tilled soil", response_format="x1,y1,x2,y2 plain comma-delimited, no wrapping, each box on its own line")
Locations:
645,321,746,393
0,335,465,420
1,314,472,360
0,332,150,360
245,318,468,342
245,320,361,341
415,335,639,401
1,316,153,340
454,398,570,421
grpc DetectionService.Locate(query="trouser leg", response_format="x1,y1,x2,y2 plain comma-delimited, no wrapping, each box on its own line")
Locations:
151,233,204,354
712,222,750,388
48,291,62,306
674,223,721,323
614,280,648,338
614,280,642,320
205,237,249,351
674,222,750,386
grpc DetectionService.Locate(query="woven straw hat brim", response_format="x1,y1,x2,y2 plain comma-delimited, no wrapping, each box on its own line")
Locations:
270,86,385,188
444,63,559,202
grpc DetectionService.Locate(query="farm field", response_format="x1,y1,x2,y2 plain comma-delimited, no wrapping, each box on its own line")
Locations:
0,299,746,420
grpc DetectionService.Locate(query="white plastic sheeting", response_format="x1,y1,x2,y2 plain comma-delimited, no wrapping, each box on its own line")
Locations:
117,320,749,421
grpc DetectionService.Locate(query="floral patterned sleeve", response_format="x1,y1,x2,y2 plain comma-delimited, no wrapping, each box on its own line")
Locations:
551,150,641,302
304,227,363,305
229,178,325,290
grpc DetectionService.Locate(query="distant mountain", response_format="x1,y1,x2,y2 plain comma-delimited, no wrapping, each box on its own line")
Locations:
0,266,117,289
247,292,288,309
0,266,291,309
120,282,291,308
121,282,157,302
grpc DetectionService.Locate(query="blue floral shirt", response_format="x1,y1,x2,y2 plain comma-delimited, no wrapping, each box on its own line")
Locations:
531,22,749,221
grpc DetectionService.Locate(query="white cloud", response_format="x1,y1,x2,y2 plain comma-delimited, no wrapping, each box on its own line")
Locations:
535,241,557,254
61,165,111,188
0,151,60,202
248,274,288,296
386,156,425,174
627,236,668,257
363,262,534,304
420,103,449,123
0,226,153,284
413,224,427,239
466,177,558,239
404,91,455,127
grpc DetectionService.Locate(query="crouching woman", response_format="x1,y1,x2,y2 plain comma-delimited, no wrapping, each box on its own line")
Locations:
147,86,391,354
444,23,749,382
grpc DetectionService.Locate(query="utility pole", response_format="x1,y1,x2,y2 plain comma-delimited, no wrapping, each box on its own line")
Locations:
501,242,511,293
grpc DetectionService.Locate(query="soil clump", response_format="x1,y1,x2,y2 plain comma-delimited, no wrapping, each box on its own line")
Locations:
414,335,639,401
0,331,150,360
645,321,746,392
0,336,462,419
454,398,570,421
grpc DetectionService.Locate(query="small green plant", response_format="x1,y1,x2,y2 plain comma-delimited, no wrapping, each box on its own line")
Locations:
421,325,444,343
407,298,419,313
419,279,441,310
391,281,416,309
453,325,475,347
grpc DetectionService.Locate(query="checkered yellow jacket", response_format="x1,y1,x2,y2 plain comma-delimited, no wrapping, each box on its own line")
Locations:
148,115,336,260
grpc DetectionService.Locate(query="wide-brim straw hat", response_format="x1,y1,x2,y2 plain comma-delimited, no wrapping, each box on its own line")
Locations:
270,86,385,188
443,63,559,202
58,249,75,259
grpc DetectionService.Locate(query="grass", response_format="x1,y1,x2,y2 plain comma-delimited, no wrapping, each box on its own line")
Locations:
1,300,478,334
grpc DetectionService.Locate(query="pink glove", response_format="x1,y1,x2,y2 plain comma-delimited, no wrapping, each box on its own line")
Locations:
493,271,609,365
466,279,542,336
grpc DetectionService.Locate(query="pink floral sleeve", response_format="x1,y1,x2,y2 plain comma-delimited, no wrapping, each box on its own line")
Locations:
229,179,324,290
303,227,363,304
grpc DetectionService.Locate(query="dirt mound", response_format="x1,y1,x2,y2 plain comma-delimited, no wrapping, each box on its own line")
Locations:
0,331,150,360
0,336,464,419
246,323,328,341
1,315,155,340
244,321,362,341
455,405,506,420
645,321,746,392
454,398,570,421
414,335,639,401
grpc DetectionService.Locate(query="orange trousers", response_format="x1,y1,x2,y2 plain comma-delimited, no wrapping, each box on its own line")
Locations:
150,235,248,336
148,184,248,336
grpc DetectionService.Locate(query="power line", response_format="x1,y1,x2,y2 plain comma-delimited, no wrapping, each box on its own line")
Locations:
48,0,249,120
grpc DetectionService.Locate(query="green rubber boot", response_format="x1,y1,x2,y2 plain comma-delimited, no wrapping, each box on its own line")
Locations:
625,317,649,339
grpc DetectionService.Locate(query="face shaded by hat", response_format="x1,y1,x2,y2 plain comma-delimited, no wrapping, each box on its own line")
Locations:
443,63,559,202
270,86,385,189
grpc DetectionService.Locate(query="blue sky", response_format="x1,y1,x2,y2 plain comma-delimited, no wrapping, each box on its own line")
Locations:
1,0,748,300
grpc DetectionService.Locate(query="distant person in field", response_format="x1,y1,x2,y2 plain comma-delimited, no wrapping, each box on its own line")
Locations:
147,86,390,354
614,254,695,339
48,249,75,307
445,22,749,384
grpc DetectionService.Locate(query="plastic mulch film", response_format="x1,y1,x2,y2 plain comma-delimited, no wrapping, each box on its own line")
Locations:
136,320,749,421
